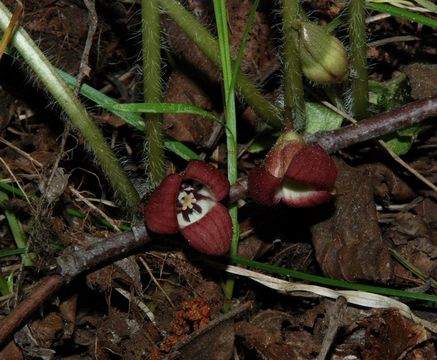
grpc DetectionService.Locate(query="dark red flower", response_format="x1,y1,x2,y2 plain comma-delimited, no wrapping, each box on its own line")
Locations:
144,160,232,256
248,132,337,207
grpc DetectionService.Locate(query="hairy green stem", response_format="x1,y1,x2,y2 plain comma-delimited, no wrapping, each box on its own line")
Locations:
160,0,282,129
142,0,166,187
0,2,140,210
348,0,368,118
282,0,306,131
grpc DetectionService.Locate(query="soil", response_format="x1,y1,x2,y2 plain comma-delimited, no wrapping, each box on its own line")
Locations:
0,1,436,359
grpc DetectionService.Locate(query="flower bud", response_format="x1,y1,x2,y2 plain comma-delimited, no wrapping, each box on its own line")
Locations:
298,21,348,84
248,130,337,208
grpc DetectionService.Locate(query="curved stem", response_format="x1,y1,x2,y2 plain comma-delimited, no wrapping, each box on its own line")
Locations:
0,1,140,210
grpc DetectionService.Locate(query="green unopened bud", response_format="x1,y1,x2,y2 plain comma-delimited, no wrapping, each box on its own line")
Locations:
298,22,348,84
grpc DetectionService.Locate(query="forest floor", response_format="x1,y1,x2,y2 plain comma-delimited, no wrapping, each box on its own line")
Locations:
0,0,436,359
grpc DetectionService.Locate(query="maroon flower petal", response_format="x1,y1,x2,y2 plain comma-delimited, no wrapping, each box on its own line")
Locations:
285,145,337,187
183,160,230,201
181,203,232,256
247,167,282,206
144,174,181,234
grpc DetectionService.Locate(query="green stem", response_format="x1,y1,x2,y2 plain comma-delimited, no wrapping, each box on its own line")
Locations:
142,0,166,186
348,0,368,118
212,0,240,303
282,0,306,131
160,0,282,129
0,2,140,210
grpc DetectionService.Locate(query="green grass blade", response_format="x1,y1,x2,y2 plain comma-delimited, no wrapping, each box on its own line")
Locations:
0,190,32,266
230,256,437,302
164,140,201,161
58,70,201,161
213,0,240,305
106,102,223,124
228,0,260,97
366,2,437,28
0,248,25,257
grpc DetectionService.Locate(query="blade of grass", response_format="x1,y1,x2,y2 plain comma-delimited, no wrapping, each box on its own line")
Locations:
228,0,260,98
57,69,201,161
0,248,25,257
0,190,31,266
366,2,437,28
213,0,239,304
389,248,437,290
230,255,437,302
106,102,224,124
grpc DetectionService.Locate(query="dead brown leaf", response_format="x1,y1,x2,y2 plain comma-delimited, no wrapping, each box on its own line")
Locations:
312,160,393,281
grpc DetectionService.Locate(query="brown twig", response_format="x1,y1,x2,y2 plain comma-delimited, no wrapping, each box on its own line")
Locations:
74,0,97,95
304,96,437,154
0,274,64,345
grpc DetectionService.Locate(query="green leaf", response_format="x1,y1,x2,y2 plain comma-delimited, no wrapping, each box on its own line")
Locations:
164,140,202,161
0,273,9,295
247,132,278,153
383,126,420,155
305,102,343,133
57,69,202,161
105,102,223,125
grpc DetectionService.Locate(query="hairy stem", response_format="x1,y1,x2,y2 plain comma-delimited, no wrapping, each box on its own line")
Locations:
348,0,368,118
160,0,282,129
282,0,305,131
142,0,166,187
0,2,140,210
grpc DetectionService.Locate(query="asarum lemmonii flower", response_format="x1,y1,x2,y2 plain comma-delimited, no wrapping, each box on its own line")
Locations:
144,160,232,256
248,131,337,207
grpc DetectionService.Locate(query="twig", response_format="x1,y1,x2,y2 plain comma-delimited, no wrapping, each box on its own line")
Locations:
378,140,437,192
317,296,347,360
139,257,175,308
0,137,43,168
0,274,64,345
304,96,437,154
69,186,121,231
75,0,97,95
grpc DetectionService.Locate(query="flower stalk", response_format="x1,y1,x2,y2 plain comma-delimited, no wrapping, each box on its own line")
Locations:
348,0,369,118
282,0,306,131
142,0,166,187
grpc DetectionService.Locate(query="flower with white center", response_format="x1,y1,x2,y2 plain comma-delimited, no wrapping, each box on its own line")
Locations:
144,160,232,256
